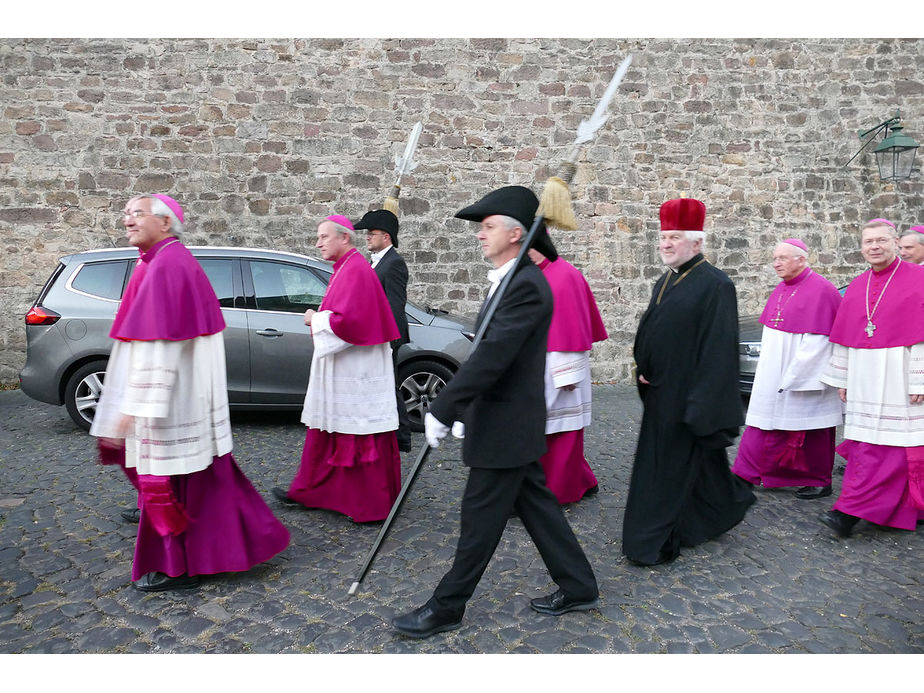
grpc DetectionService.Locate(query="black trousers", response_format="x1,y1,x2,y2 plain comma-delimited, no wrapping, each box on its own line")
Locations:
391,340,412,449
427,461,598,618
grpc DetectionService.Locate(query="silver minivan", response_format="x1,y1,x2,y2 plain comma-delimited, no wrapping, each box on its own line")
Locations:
20,246,475,432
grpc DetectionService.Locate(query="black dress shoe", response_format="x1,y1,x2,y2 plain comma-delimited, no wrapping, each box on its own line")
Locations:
132,572,199,592
820,510,859,537
795,485,832,500
120,508,141,523
271,486,299,506
625,546,679,567
392,605,463,639
583,484,599,498
529,589,599,616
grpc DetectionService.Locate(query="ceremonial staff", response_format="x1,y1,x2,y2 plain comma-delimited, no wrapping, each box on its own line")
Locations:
348,55,633,596
384,121,423,216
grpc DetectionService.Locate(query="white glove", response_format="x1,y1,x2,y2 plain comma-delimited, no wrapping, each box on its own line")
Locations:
451,421,465,439
425,412,450,448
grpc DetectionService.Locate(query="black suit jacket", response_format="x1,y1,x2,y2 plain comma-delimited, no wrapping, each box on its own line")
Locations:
430,260,552,469
374,247,410,347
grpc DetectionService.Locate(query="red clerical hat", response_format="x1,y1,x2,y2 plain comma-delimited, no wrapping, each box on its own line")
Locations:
659,198,706,232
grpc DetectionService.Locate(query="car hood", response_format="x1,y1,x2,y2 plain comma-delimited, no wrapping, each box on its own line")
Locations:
428,310,476,332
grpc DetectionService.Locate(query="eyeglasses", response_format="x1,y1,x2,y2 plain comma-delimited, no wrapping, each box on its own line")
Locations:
861,237,894,247
122,210,151,220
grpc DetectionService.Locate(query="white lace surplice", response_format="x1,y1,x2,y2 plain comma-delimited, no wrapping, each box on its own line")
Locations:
543,351,592,435
300,310,398,434
90,332,233,475
745,326,843,431
821,341,924,446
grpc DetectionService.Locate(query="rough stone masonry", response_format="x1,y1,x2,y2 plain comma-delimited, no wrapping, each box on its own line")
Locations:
2,38,923,384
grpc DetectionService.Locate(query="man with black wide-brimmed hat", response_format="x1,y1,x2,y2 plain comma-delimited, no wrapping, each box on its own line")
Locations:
355,208,413,452
391,185,599,639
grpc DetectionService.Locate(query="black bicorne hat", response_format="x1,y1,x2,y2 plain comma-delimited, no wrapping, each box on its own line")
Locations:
454,185,558,261
354,209,399,248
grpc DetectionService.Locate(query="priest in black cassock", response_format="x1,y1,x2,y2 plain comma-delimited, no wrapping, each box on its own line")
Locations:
622,197,755,566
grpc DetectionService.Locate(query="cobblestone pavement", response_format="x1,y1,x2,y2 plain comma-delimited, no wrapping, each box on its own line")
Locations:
1,385,921,654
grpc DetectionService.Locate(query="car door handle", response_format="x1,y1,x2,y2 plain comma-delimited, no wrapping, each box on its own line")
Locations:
255,328,283,337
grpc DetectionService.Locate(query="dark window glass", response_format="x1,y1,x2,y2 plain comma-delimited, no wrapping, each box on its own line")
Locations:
251,260,328,313
70,260,128,300
198,258,235,308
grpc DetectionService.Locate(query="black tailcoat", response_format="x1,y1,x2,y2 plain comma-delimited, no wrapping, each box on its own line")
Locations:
430,260,550,468
373,246,410,348
374,246,411,446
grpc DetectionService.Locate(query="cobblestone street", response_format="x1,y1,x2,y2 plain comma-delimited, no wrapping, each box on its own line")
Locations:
1,384,921,655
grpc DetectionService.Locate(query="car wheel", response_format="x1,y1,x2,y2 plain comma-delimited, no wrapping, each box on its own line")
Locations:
396,359,454,433
64,359,108,432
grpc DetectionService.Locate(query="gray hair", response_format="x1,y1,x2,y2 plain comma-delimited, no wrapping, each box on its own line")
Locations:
901,231,924,247
776,241,808,259
498,215,524,239
862,220,897,238
322,219,355,243
136,194,184,235
685,230,706,249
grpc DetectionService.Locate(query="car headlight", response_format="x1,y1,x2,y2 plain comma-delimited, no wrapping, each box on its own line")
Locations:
739,342,761,357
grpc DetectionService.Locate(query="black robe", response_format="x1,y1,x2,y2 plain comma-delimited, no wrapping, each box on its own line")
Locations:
623,253,755,565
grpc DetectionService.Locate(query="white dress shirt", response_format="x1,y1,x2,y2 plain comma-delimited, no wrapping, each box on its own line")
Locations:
370,244,393,268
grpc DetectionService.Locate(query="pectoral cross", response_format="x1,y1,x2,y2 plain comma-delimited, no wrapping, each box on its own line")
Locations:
769,311,784,327
865,320,876,338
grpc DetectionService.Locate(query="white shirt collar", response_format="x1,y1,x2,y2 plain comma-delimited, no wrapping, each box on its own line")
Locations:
370,244,392,267
487,257,517,297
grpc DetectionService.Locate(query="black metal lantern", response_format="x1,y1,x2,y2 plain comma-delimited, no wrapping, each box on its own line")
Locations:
846,111,919,181
873,123,918,181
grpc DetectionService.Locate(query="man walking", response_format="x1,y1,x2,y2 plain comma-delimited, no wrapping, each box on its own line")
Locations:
898,225,924,265
355,209,413,452
391,186,598,638
623,197,755,566
528,247,608,503
273,215,403,523
91,194,290,591
819,218,924,537
732,239,843,499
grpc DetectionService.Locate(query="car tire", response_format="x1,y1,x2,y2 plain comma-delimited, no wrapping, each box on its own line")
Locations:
64,359,108,432
396,359,454,433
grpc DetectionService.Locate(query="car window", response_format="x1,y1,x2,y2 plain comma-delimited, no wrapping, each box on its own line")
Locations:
250,260,328,313
69,260,129,300
198,258,236,308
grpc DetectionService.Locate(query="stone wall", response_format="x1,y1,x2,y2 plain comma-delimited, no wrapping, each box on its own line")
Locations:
2,38,923,385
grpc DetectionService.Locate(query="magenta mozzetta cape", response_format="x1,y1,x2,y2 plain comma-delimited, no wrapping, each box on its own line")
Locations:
110,237,225,341
828,257,924,349
758,267,842,335
320,247,400,345
538,258,608,352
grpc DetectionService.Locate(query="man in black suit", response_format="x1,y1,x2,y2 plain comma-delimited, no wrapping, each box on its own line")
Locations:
391,186,599,639
355,209,412,452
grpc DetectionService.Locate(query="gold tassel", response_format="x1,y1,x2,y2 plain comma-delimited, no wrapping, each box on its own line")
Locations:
537,176,577,230
383,184,401,216
383,196,400,216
